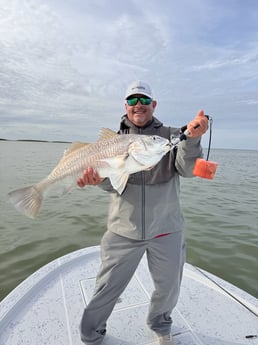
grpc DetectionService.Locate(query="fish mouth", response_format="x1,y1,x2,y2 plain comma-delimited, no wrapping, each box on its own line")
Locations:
159,142,172,153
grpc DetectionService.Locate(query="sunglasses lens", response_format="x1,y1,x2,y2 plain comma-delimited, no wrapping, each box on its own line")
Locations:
127,97,138,106
140,97,152,105
127,97,152,106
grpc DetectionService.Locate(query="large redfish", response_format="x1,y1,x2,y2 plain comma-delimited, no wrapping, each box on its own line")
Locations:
8,129,171,219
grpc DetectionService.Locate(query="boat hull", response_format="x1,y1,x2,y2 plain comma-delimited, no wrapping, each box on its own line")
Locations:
0,246,257,344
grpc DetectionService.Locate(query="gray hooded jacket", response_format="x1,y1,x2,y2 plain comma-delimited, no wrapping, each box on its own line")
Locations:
100,115,203,240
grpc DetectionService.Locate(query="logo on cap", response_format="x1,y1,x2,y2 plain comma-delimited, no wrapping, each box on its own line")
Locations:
132,86,146,91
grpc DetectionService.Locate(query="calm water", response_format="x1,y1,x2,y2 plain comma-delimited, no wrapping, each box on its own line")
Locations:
0,141,257,301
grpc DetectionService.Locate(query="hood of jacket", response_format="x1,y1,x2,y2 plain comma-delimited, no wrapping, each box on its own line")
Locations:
119,115,164,134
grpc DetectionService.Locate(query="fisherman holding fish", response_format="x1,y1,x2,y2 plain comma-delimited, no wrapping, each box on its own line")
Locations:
78,81,208,345
8,80,208,345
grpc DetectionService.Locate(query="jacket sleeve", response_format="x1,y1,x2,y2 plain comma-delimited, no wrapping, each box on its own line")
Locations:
175,137,203,177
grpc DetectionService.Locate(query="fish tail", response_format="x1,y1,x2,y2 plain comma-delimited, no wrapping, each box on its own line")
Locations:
8,184,44,219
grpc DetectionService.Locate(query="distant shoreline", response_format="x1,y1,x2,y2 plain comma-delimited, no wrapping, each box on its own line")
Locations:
0,138,71,144
0,138,257,151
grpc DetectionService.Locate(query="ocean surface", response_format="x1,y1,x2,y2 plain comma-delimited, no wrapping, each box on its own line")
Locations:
0,141,257,302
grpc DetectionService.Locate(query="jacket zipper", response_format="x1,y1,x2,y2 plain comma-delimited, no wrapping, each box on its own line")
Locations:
139,127,146,240
141,171,146,240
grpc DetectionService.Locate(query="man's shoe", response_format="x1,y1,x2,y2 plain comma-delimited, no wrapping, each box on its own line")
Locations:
158,334,175,345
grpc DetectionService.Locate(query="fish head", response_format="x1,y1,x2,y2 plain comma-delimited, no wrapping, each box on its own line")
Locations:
128,135,171,168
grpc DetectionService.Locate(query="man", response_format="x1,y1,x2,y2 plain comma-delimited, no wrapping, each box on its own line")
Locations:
77,81,208,345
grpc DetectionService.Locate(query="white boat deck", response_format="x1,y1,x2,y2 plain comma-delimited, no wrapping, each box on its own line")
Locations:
0,246,257,345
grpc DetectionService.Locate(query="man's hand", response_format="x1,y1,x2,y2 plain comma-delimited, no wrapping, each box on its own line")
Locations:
187,109,209,138
77,167,104,188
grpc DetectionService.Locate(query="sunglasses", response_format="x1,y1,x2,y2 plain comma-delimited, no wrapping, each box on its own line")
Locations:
126,96,152,106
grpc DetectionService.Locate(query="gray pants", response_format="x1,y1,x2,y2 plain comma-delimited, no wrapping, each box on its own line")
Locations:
80,231,185,345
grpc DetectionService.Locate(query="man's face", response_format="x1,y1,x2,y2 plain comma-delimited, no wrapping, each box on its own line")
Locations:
125,94,157,127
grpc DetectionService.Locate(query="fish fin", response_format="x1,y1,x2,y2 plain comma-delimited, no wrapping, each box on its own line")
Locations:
46,176,75,196
63,142,90,157
130,151,154,166
109,173,129,194
98,128,118,141
99,153,128,169
8,185,43,219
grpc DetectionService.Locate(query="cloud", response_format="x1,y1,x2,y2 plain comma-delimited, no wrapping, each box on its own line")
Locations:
191,51,258,71
0,0,258,148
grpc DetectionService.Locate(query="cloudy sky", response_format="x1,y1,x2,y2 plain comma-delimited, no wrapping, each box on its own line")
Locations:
0,0,257,149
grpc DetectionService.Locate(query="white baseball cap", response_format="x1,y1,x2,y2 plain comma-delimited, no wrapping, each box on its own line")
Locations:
125,80,153,99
